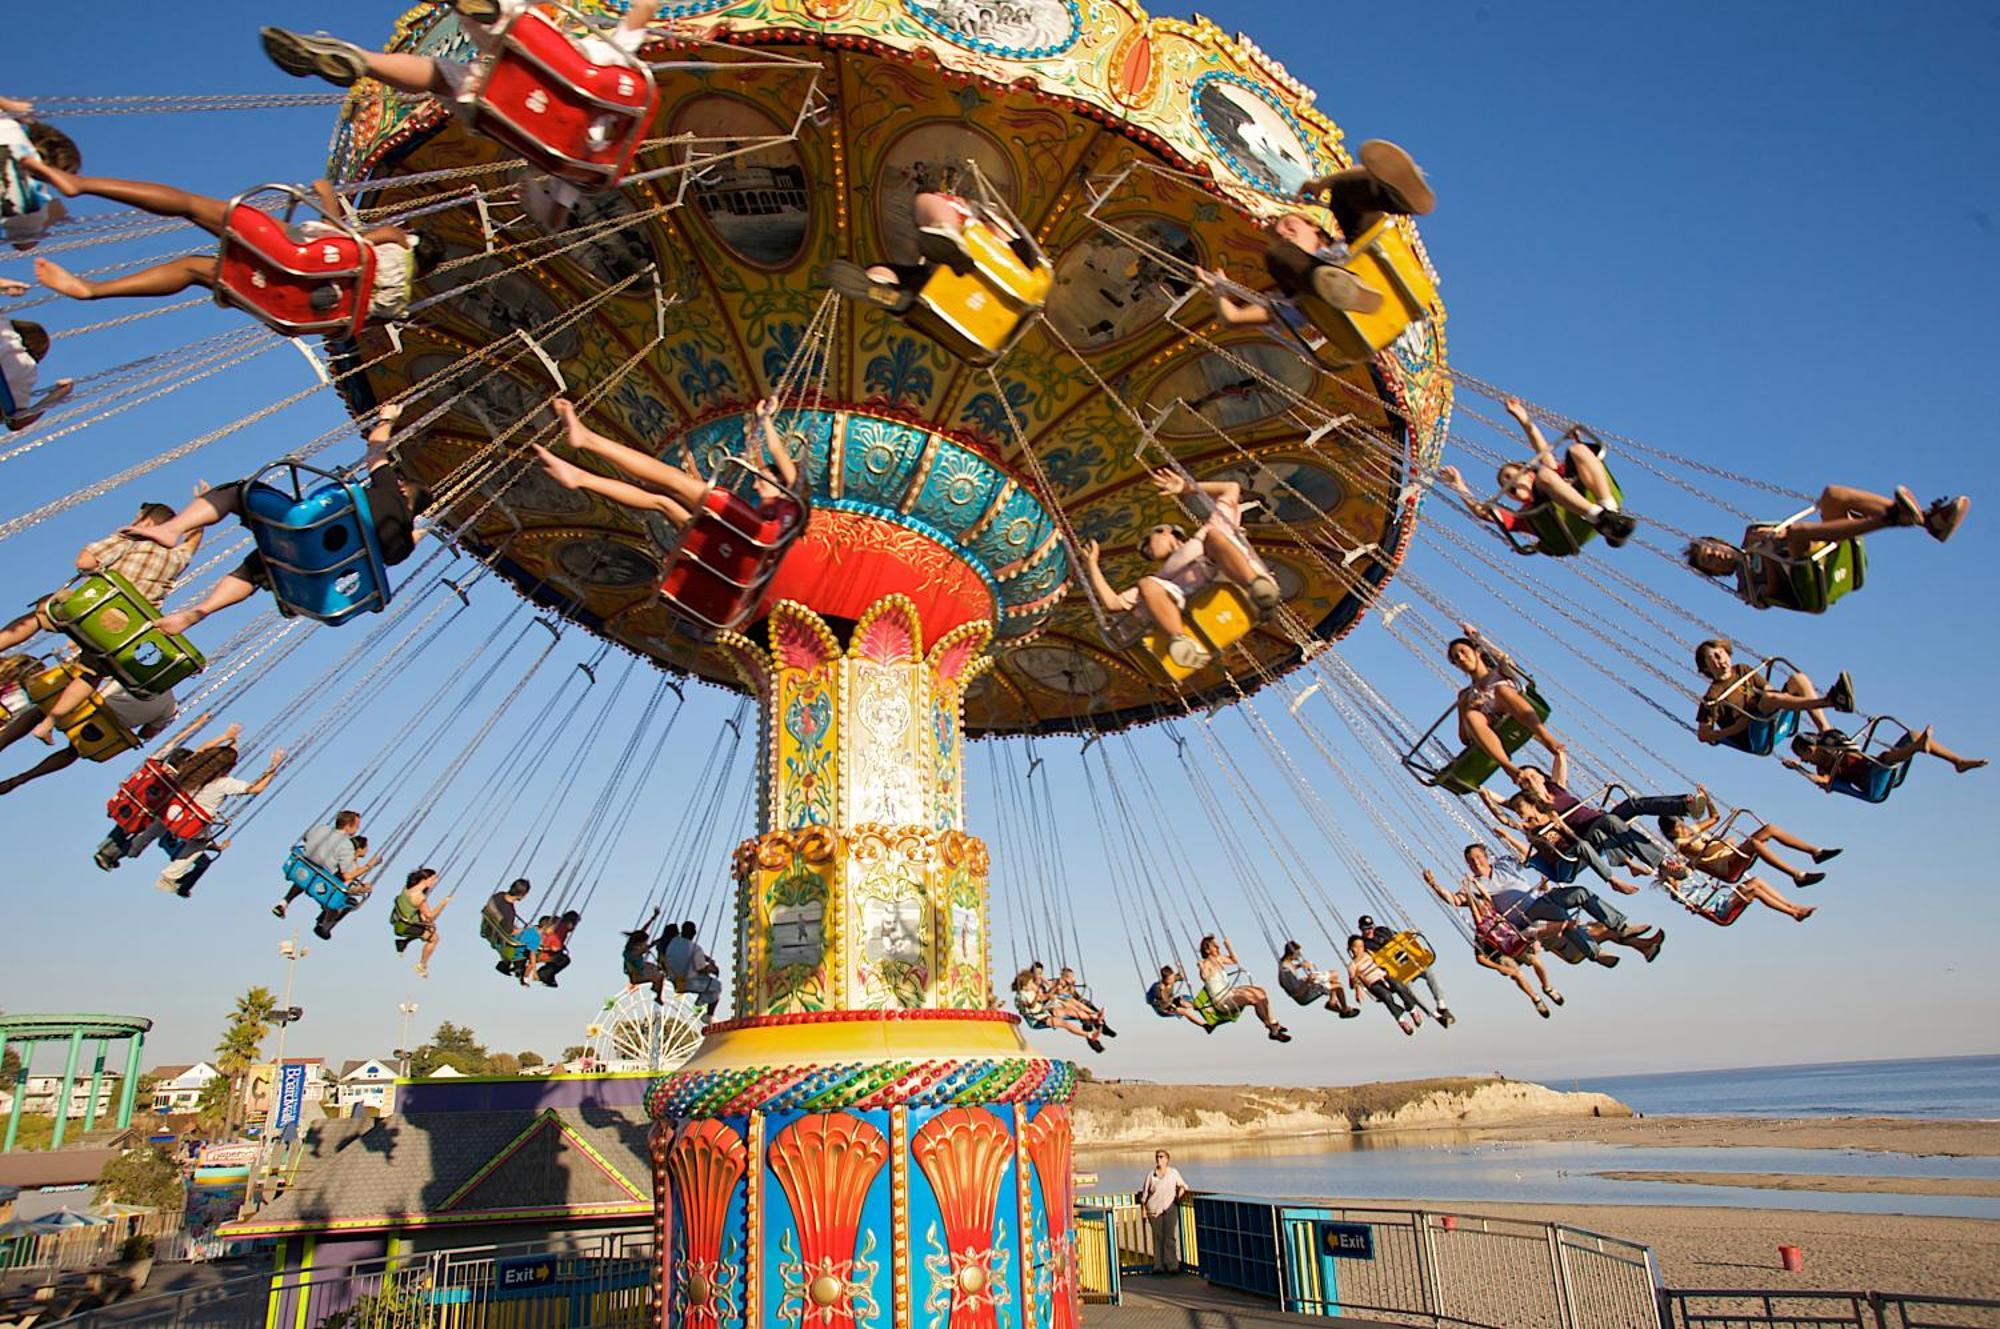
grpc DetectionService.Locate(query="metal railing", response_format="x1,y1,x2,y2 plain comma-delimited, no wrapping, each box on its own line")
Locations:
44,1230,655,1327
0,1213,182,1274
1661,1290,2000,1329
1076,1194,1201,1276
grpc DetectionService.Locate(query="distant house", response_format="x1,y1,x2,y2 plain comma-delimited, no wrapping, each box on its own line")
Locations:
148,1063,222,1114
0,1073,128,1120
334,1060,400,1117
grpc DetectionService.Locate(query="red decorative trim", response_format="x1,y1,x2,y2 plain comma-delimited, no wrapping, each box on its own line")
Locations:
705,1009,1019,1036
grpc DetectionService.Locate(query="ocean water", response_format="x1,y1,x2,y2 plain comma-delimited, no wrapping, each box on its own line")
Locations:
1076,1135,2000,1221
1571,1053,2000,1119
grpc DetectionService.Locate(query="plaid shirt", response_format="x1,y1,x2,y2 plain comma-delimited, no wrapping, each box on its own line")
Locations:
80,533,192,603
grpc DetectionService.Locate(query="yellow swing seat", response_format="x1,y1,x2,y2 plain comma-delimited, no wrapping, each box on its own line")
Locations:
908,220,1054,367
1374,931,1437,985
23,662,139,762
1294,217,1439,368
1135,582,1257,683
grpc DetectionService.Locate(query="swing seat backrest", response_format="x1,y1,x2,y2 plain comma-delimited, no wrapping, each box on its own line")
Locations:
1190,985,1244,1028
24,661,139,762
466,8,659,189
157,789,215,842
1717,706,1798,757
1374,931,1437,985
284,846,353,912
106,757,180,833
1136,581,1256,683
1294,217,1438,369
481,914,524,960
215,188,376,338
43,569,206,698
1744,509,1868,614
1410,684,1552,796
659,469,807,638
1672,877,1749,927
1277,965,1323,1006
243,463,392,625
909,219,1055,367
1830,754,1909,803
1503,430,1622,559
1473,913,1528,959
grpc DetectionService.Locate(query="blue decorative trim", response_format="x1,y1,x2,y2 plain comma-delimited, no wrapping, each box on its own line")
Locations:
900,0,1083,61
1189,70,1326,200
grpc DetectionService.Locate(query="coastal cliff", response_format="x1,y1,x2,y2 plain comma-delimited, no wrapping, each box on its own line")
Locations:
1071,1076,1630,1148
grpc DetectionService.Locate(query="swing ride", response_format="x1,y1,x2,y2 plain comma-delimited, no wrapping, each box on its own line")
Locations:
1,0,1986,1326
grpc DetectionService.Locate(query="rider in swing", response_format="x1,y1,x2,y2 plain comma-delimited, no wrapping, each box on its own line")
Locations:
1080,469,1281,672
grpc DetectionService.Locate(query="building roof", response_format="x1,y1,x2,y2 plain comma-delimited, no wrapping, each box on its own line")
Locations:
339,1059,395,1080
146,1065,193,1080
218,1107,652,1238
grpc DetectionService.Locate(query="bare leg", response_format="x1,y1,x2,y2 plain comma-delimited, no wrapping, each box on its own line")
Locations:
1562,444,1618,507
1761,668,1835,733
1135,580,1188,638
0,612,39,654
0,746,82,795
1461,709,1523,784
553,400,710,507
38,255,219,302
536,443,695,527
1200,530,1262,585
421,929,440,969
1179,1005,1206,1028
1530,464,1607,519
1882,726,1987,774
911,193,968,234
1738,874,1813,921
0,708,41,757
155,572,259,637
25,166,231,236
363,51,458,98
126,485,243,549
1525,950,1559,999
1739,825,1814,883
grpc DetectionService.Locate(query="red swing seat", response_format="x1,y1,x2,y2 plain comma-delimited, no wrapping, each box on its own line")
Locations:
157,788,217,843
464,8,660,190
659,467,805,637
1672,878,1750,927
1474,913,1528,959
106,757,181,834
215,185,377,338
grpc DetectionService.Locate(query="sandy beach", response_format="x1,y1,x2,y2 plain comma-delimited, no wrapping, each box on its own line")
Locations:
1476,1113,2000,1158
1595,1170,2000,1197
1346,1196,2000,1301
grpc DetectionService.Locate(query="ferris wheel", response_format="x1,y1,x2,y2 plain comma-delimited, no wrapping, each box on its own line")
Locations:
586,988,705,1074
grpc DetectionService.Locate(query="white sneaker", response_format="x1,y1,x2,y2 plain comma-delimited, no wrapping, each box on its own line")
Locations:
415,962,429,979
1166,633,1212,670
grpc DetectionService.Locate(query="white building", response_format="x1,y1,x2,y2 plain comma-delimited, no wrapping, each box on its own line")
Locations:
334,1059,400,1117
148,1062,222,1114
0,1073,127,1119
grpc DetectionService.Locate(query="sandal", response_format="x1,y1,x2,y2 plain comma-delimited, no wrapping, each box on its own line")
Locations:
1892,486,1925,526
1812,847,1843,864
1534,1000,1550,1019
1545,988,1564,1006
1268,1025,1292,1043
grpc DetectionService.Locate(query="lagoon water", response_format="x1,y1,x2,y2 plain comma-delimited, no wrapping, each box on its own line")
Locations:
1079,1055,2000,1221
1574,1053,2000,1119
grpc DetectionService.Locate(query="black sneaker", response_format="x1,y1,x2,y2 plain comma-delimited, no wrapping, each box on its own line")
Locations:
1438,1008,1456,1028
395,937,413,954
495,960,514,975
260,28,371,87
1798,872,1826,888
1595,508,1637,547
312,922,336,941
1087,1036,1105,1053
1812,847,1843,864
272,902,287,918
538,975,560,988
174,883,195,899
1100,1025,1117,1038
1826,670,1857,714
1357,139,1437,216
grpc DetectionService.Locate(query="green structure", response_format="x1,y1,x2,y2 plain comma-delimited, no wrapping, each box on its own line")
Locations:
0,1014,151,1152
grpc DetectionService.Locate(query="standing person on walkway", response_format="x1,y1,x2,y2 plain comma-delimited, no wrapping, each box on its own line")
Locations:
1137,1149,1190,1275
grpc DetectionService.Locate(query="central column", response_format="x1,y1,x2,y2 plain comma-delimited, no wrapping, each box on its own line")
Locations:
647,596,1079,1329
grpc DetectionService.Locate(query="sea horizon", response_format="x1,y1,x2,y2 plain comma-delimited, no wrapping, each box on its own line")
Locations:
1569,1052,2000,1120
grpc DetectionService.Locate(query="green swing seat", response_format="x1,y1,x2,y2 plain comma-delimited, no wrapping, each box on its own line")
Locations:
43,569,205,697
1500,427,1624,558
1190,985,1245,1030
481,914,524,963
1403,683,1553,796
1742,513,1868,614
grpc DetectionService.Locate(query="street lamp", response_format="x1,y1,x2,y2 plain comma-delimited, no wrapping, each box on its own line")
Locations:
250,935,308,1209
396,1001,419,1079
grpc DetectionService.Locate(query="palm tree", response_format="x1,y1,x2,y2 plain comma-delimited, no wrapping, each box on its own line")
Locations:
213,987,278,1135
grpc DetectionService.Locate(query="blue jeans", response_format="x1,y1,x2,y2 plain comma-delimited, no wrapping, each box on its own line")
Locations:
1583,794,1698,872
1526,886,1630,959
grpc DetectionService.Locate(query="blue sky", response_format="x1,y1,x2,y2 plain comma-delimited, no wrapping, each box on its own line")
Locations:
1,2,1995,1089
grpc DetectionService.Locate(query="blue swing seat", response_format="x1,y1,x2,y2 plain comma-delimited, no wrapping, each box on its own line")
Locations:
1826,717,1915,803
283,845,355,911
242,461,392,625
1717,705,1799,757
